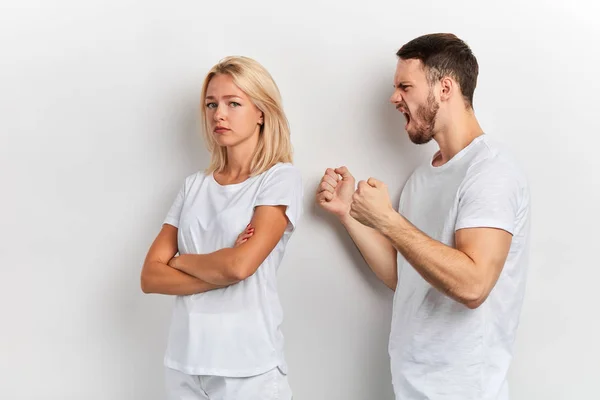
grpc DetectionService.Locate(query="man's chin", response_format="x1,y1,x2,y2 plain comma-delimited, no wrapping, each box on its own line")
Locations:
408,131,433,145
407,132,431,144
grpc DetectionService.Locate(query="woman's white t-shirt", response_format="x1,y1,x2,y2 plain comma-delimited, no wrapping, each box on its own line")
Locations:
162,162,303,377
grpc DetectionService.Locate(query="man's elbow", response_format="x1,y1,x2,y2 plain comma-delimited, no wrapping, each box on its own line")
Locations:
384,277,397,291
464,297,485,310
459,284,488,309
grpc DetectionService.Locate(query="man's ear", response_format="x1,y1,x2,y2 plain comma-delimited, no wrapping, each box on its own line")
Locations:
440,76,454,102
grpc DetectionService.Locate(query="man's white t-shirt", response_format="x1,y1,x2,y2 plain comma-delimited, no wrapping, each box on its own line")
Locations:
390,134,531,400
162,162,303,377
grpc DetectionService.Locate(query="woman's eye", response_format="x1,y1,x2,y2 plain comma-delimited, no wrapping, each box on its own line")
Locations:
230,102,241,107
206,103,217,109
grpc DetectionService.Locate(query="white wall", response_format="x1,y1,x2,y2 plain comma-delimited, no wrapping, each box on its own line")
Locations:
1,1,599,399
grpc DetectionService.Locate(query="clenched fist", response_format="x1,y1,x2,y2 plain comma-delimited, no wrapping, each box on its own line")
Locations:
350,178,395,229
315,166,355,219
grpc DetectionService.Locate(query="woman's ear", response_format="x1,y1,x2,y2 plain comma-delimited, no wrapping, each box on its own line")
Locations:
258,112,264,126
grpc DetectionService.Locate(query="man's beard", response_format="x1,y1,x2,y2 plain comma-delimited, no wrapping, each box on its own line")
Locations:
407,90,439,145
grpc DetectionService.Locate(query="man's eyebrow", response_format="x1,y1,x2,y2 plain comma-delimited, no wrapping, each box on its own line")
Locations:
395,81,411,88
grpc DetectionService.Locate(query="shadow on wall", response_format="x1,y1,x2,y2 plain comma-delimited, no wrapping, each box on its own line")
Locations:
306,69,435,295
297,70,422,400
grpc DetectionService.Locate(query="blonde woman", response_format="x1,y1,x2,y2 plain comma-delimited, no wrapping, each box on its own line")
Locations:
141,56,302,399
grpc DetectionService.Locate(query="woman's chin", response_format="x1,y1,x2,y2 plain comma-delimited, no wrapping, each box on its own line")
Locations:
212,134,236,147
212,131,258,149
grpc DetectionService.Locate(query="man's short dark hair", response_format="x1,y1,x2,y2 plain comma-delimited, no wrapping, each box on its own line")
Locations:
396,33,479,108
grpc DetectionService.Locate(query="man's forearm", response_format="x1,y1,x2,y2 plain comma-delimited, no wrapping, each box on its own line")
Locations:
141,261,226,295
340,214,398,290
378,212,481,304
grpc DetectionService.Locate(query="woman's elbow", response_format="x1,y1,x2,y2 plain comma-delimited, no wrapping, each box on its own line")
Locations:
226,256,257,282
140,276,152,294
140,268,157,294
226,266,251,282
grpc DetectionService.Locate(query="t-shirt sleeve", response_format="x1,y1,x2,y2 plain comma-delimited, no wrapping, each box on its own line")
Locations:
163,181,186,228
455,162,523,235
254,165,304,232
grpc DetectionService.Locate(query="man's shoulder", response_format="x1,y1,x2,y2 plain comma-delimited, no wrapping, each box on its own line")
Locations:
456,138,530,214
465,136,528,185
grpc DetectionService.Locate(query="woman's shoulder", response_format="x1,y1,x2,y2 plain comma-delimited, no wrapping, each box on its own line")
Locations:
180,170,209,190
256,163,301,186
263,162,301,177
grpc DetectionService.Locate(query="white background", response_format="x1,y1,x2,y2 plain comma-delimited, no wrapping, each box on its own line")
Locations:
1,1,599,399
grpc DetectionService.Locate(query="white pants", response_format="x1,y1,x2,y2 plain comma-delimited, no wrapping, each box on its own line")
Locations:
165,366,293,400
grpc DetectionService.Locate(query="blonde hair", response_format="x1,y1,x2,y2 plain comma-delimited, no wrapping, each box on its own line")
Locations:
200,56,293,176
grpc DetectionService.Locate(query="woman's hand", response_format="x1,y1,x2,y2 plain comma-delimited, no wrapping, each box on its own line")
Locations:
234,224,254,247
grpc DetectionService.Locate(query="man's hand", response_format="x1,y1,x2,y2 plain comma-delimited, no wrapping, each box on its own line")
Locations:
350,178,395,229
317,170,399,290
316,166,356,219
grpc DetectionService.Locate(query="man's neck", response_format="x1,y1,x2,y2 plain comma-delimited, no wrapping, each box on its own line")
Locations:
432,110,484,167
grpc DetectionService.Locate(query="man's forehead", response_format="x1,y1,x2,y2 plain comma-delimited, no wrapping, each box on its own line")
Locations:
395,58,425,82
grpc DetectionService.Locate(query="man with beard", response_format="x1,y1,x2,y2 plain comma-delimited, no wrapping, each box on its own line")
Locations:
316,33,531,399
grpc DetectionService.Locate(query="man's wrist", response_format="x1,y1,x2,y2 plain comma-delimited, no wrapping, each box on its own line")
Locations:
378,208,404,237
338,211,354,227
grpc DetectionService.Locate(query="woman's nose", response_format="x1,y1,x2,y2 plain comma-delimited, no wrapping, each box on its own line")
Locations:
213,104,226,120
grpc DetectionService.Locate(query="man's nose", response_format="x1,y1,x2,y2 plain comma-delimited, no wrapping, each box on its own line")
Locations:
390,91,402,104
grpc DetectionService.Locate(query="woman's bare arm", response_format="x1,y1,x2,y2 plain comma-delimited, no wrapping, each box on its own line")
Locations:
140,224,227,295
168,205,289,285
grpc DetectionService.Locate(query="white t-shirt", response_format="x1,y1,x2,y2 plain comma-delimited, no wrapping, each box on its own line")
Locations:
162,162,303,377
390,135,531,400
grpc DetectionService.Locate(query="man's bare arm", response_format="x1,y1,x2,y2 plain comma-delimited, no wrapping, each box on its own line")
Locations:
379,212,511,308
340,214,398,290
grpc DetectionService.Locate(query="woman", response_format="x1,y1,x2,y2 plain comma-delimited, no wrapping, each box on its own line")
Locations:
141,56,303,399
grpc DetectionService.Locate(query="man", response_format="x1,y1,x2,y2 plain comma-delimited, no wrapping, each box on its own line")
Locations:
316,33,530,399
